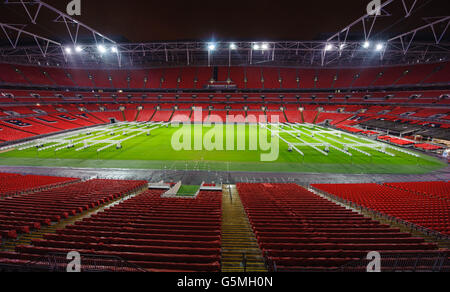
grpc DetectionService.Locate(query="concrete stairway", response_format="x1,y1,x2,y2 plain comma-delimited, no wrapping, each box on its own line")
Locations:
221,185,267,272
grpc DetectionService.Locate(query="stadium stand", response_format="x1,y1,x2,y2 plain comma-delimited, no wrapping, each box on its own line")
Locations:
238,183,447,272
0,179,146,240
152,110,173,122
384,181,450,200
1,63,449,90
312,183,450,236
0,189,221,272
0,173,79,198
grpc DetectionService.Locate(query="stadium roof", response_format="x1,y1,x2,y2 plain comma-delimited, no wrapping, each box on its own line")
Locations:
0,0,448,68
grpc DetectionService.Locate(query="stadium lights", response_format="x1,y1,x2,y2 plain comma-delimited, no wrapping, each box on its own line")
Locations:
324,44,334,51
208,43,216,51
375,43,384,51
339,43,346,50
363,41,370,49
64,47,72,54
261,43,269,50
111,46,118,53
97,45,107,54
75,46,83,53
253,44,260,50
229,43,237,50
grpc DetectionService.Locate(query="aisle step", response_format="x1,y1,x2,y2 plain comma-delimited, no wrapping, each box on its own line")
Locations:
221,185,267,272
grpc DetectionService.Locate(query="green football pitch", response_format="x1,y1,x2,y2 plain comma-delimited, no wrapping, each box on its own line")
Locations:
0,122,446,174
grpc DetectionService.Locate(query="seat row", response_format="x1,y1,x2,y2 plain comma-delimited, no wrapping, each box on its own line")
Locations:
0,179,147,240
0,173,79,198
312,183,450,236
237,183,449,272
0,190,222,272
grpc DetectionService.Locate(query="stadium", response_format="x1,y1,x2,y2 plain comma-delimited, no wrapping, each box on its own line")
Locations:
0,0,449,275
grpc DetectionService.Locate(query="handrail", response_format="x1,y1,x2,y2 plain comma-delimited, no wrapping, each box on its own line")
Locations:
22,252,148,273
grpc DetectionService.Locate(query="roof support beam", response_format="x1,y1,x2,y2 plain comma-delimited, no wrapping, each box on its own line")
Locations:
4,0,116,45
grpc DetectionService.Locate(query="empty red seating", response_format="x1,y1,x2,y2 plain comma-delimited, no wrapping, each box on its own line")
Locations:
302,110,318,123
109,70,129,88
352,68,382,88
124,109,138,122
136,109,155,122
1,63,450,89
0,179,146,240
0,190,222,272
333,69,358,88
266,111,286,123
316,113,353,125
285,110,302,123
414,143,443,151
298,69,316,89
0,119,54,136
313,183,450,236
89,111,124,123
262,68,280,89
128,69,147,89
238,183,445,272
279,68,298,89
423,62,450,84
151,110,173,122
0,124,34,141
377,136,414,146
196,67,213,89
316,69,337,89
16,65,54,86
148,69,163,89
0,64,28,85
396,64,438,85
229,67,246,88
65,69,93,87
172,110,192,122
246,67,263,89
337,125,364,133
372,66,407,87
208,111,227,123
161,68,180,89
0,173,78,198
178,68,195,89
44,68,75,87
385,182,450,201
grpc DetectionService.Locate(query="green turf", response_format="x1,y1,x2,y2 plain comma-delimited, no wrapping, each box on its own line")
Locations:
177,185,200,197
0,123,446,174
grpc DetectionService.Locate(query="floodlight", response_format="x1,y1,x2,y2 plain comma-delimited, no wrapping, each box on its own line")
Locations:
75,46,83,53
363,41,370,49
325,44,333,51
97,45,107,53
339,43,346,50
208,43,216,51
261,43,269,50
111,46,118,53
65,47,72,54
375,43,384,51
230,43,237,50
253,44,260,50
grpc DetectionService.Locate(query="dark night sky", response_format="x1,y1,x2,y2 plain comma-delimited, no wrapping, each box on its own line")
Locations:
0,0,448,43
70,0,372,41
